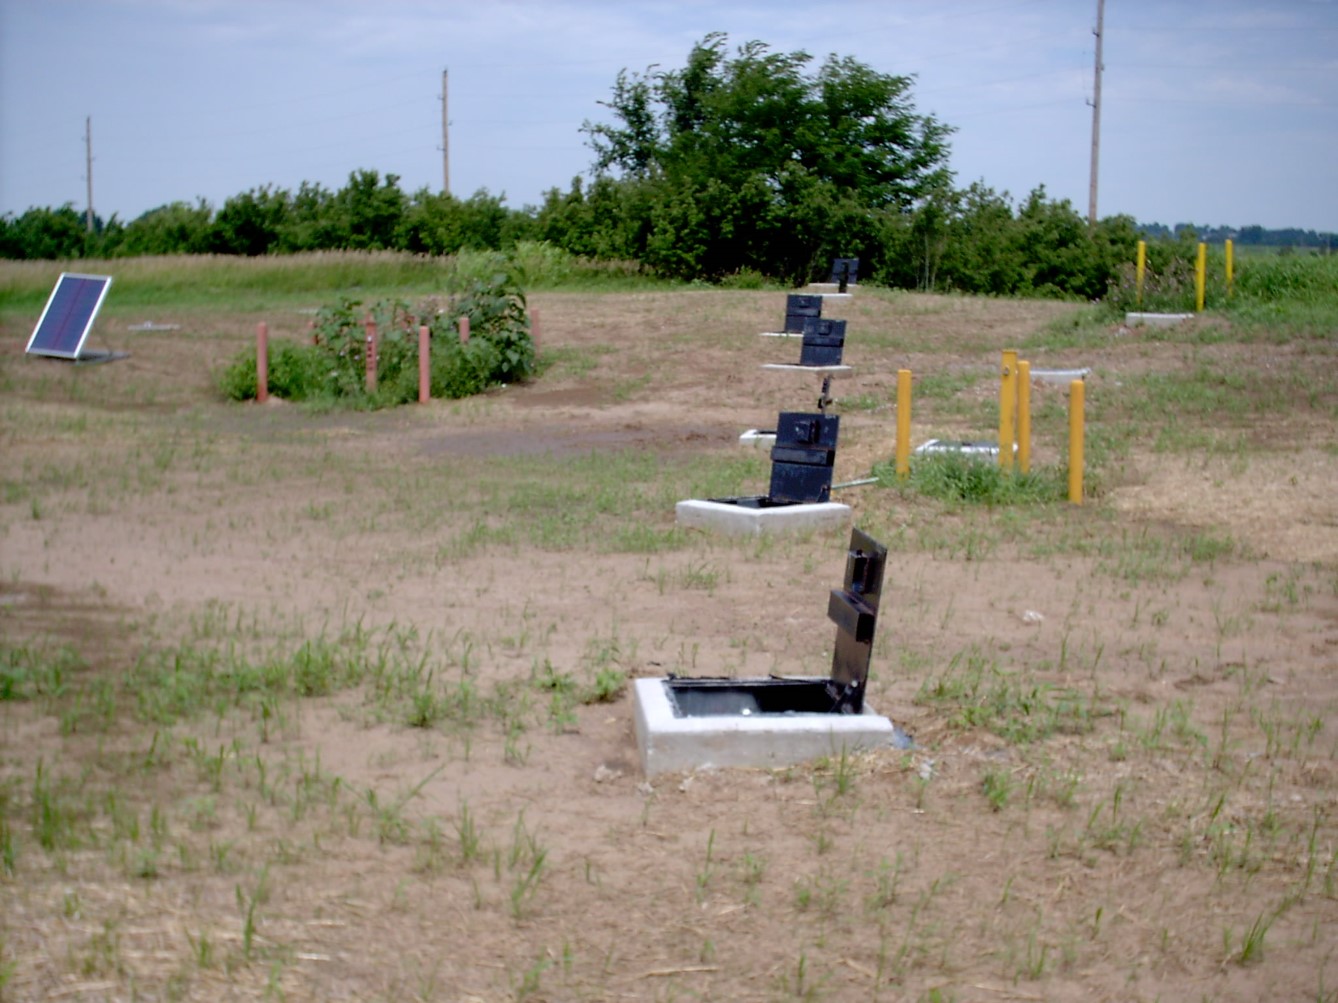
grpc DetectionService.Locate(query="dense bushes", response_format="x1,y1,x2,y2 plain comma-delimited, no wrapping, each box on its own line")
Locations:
218,257,535,408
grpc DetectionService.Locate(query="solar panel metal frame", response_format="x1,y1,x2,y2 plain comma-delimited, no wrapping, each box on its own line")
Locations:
25,273,114,360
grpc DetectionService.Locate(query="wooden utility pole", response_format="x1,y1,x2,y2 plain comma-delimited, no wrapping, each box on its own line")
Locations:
85,116,94,233
440,69,450,195
1087,0,1105,227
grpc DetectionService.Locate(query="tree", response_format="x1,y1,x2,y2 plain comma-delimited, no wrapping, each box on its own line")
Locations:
210,186,289,255
0,205,90,260
121,201,214,256
581,33,952,283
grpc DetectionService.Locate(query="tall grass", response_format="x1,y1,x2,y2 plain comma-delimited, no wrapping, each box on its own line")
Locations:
0,243,672,313
1225,252,1338,337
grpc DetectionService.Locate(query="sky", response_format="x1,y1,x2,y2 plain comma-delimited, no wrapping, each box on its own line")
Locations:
2,0,1336,233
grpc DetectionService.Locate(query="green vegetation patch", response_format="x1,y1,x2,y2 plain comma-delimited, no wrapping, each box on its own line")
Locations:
217,257,535,409
874,452,1068,506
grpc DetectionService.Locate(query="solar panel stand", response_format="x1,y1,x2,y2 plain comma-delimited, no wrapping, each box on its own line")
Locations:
25,273,127,363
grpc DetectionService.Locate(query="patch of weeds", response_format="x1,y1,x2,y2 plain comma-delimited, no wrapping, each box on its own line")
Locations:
455,799,482,864
875,452,1067,506
0,641,82,701
32,759,85,852
695,829,716,903
1228,910,1275,966
865,853,905,912
981,767,1013,811
366,765,444,845
916,646,1097,744
506,811,548,919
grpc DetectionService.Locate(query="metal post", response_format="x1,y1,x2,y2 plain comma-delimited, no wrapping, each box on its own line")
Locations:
1135,240,1146,308
1195,242,1207,312
1068,380,1085,505
999,350,1017,471
1017,360,1031,474
256,322,268,404
364,315,378,395
418,324,430,403
895,369,912,478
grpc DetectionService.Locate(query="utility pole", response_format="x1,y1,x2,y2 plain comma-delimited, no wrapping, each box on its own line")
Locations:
1087,0,1105,228
440,69,449,195
85,115,95,233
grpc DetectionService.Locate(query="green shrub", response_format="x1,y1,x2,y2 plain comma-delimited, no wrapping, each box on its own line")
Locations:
216,261,535,407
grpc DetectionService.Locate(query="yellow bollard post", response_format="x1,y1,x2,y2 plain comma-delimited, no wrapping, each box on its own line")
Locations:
896,368,912,478
1068,379,1085,505
1195,242,1207,312
1135,240,1146,308
1225,238,1234,298
1017,360,1031,474
999,350,1017,471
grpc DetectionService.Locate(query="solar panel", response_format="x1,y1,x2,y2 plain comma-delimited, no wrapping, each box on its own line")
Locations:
26,273,114,360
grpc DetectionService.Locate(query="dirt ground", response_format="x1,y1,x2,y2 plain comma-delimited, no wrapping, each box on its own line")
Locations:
1,287,1336,1002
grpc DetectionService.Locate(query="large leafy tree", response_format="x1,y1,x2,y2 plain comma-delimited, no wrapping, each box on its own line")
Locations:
580,33,952,282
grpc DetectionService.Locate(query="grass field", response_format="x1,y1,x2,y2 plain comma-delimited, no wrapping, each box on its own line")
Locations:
1,253,1336,1002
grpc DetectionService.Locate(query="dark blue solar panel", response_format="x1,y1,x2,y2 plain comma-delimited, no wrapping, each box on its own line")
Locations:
26,273,113,359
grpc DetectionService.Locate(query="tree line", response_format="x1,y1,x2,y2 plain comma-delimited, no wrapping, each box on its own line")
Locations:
3,35,1331,299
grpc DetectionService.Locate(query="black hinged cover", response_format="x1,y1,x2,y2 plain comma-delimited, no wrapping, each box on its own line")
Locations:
663,526,888,717
826,526,887,711
799,317,847,366
784,293,823,334
768,411,838,503
829,257,860,286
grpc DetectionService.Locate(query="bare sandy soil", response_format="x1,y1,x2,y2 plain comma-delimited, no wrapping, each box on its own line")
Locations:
1,287,1336,1002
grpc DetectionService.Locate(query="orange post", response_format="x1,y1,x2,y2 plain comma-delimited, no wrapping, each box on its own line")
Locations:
1225,238,1234,297
1068,379,1085,505
530,308,541,349
895,368,912,478
458,316,470,343
255,322,269,404
999,349,1018,471
418,324,430,403
364,315,378,395
1017,360,1032,474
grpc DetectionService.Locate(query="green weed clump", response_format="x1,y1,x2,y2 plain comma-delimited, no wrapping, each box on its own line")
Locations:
217,260,535,408
874,453,1068,506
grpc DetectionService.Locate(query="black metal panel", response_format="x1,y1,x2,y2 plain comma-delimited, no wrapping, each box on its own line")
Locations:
768,462,833,503
829,257,859,291
773,411,839,449
784,293,823,334
826,527,887,712
827,590,876,644
799,317,846,366
768,411,839,503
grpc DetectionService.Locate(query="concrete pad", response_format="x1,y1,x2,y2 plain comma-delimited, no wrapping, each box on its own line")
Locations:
914,439,1001,458
633,677,897,776
738,429,776,449
1029,367,1091,385
759,331,803,338
675,498,850,537
761,363,853,377
1126,312,1195,328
